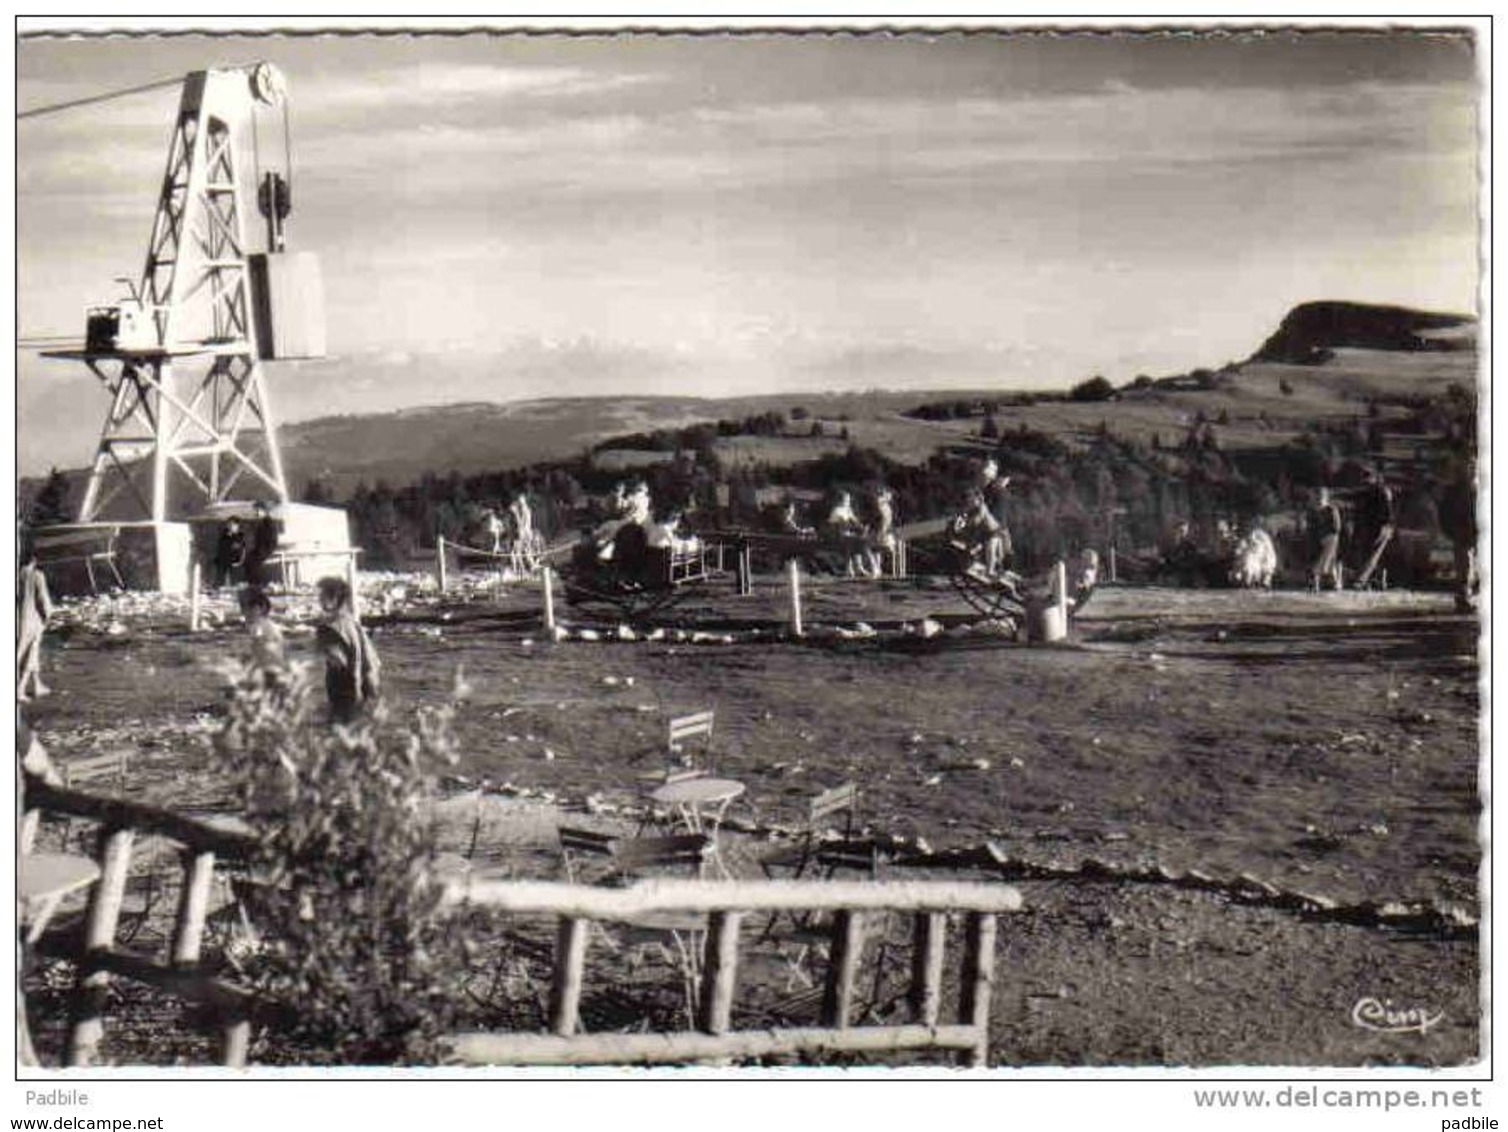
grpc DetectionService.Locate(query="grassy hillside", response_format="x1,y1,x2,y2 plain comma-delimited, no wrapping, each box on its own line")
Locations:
20,304,1478,517
277,389,1023,494
273,343,1472,495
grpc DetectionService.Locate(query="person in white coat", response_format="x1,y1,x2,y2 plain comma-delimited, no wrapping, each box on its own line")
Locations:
16,554,53,702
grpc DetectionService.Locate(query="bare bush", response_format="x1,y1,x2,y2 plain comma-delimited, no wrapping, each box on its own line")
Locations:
216,661,475,1064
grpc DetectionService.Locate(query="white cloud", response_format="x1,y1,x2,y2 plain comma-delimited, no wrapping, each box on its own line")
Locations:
304,64,662,111
22,70,1475,218
282,77,1477,205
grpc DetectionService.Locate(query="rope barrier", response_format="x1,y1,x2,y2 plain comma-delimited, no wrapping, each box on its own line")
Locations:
448,540,530,562
446,535,576,566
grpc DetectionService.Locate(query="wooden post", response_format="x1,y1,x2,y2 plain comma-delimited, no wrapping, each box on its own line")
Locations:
1108,544,1118,584
542,566,557,633
958,911,998,1068
820,910,864,1028
17,937,38,1067
19,808,41,855
66,827,135,1067
435,535,448,594
908,911,946,1026
189,558,202,631
699,910,743,1035
346,553,361,621
171,850,217,967
787,559,804,637
549,916,589,1037
734,543,751,597
220,1017,251,1068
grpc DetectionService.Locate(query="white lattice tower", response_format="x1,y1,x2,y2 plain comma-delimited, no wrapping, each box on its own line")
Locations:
72,67,289,524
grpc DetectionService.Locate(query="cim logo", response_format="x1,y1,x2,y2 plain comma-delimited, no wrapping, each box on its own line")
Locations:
1351,996,1444,1036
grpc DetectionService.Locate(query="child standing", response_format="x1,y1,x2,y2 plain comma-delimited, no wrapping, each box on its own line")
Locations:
239,586,287,671
1309,487,1344,592
315,576,381,724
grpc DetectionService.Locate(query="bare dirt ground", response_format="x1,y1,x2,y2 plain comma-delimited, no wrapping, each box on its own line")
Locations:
26,576,1482,1067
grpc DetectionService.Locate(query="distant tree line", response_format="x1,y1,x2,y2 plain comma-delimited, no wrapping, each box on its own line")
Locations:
302,380,1479,582
905,392,1060,420
593,409,851,456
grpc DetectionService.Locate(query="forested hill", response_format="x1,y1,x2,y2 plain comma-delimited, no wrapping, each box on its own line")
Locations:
20,301,1478,586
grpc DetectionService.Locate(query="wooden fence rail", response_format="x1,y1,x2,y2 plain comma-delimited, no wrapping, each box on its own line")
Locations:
22,777,259,1068
23,781,1022,1070
441,877,1022,1067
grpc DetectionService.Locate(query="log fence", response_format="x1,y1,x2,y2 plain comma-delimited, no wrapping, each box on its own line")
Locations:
21,778,260,1068
441,877,1022,1067
22,781,1022,1070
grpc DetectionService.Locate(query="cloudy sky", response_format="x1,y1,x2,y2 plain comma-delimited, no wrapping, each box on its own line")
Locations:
17,27,1480,474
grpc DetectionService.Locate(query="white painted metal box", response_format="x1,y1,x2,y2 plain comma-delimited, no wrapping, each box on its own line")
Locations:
249,251,327,360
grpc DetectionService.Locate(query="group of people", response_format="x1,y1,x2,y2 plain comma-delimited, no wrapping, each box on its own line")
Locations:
1306,468,1397,593
817,487,897,578
951,457,1015,578
774,459,1005,583
1315,463,1477,610
483,495,536,555
947,458,1103,612
209,502,379,721
591,480,702,562
1156,462,1476,611
239,577,382,725
1164,517,1277,589
212,501,281,590
17,555,380,730
775,485,899,579
478,494,542,575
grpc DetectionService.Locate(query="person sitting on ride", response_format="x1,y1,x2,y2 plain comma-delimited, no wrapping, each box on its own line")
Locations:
977,458,1014,575
826,490,868,576
952,487,1000,577
827,490,861,532
1161,519,1200,584
597,481,653,562
1070,548,1100,610
868,487,897,579
781,498,815,538
626,482,652,525
647,508,701,556
1213,519,1238,557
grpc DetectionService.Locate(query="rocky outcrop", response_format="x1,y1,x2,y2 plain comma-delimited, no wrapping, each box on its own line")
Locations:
1253,301,1475,365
